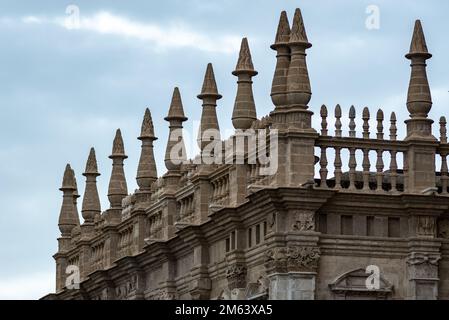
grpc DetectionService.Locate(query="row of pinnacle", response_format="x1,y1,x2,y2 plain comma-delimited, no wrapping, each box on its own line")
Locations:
57,8,435,236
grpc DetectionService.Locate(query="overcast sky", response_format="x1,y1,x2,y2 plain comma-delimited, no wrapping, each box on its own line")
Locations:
1,0,449,299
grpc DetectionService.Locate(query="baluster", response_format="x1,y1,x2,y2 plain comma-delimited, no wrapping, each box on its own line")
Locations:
441,153,448,194
334,147,342,188
376,149,384,191
217,179,223,203
349,147,357,190
319,146,328,188
390,150,398,192
188,197,193,214
349,106,356,138
320,105,328,136
335,104,342,137
440,117,447,143
218,178,224,202
179,200,184,219
224,176,229,200
390,112,397,141
215,181,219,202
211,182,216,202
377,109,384,140
362,107,370,139
221,177,226,201
362,149,371,191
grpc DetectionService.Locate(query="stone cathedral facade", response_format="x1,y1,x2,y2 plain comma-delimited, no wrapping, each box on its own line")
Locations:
43,8,449,300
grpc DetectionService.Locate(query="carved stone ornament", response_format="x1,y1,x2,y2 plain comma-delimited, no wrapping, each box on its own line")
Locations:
416,216,436,238
157,290,177,300
265,246,320,273
406,252,441,266
226,264,247,290
406,252,440,280
292,210,315,231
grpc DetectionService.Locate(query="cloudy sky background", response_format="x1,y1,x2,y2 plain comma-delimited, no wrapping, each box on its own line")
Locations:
1,0,449,299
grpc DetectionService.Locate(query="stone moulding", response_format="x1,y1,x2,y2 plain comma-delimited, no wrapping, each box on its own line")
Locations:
265,246,320,273
329,268,394,300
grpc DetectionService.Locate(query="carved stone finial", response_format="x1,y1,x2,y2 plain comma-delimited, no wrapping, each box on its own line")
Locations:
140,108,156,139
137,108,158,191
405,20,433,123
289,8,311,47
197,63,221,151
362,107,370,139
440,116,447,143
111,129,127,158
71,169,81,226
273,11,290,46
320,105,328,136
285,8,312,109
232,38,258,130
58,164,78,236
234,38,256,73
390,112,397,141
166,88,187,121
108,129,128,208
270,11,291,108
377,109,384,140
407,20,431,58
85,147,99,175
349,105,356,138
61,163,76,191
82,148,101,223
165,88,187,172
335,104,342,137
198,63,222,99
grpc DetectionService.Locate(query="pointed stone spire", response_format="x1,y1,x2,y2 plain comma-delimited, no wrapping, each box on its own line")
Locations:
271,11,291,108
137,109,158,191
274,11,291,45
232,38,258,130
286,8,312,109
405,20,433,140
165,88,187,171
167,87,187,121
408,20,431,57
199,63,222,99
82,148,101,224
197,63,222,151
289,8,311,47
71,168,81,226
235,38,255,72
108,129,128,209
58,164,78,236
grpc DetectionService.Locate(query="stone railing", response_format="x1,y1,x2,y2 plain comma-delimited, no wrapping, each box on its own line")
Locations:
67,254,79,269
176,192,196,224
90,241,105,272
210,171,230,209
117,225,134,259
147,211,163,239
315,105,408,192
150,177,165,202
314,105,449,195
